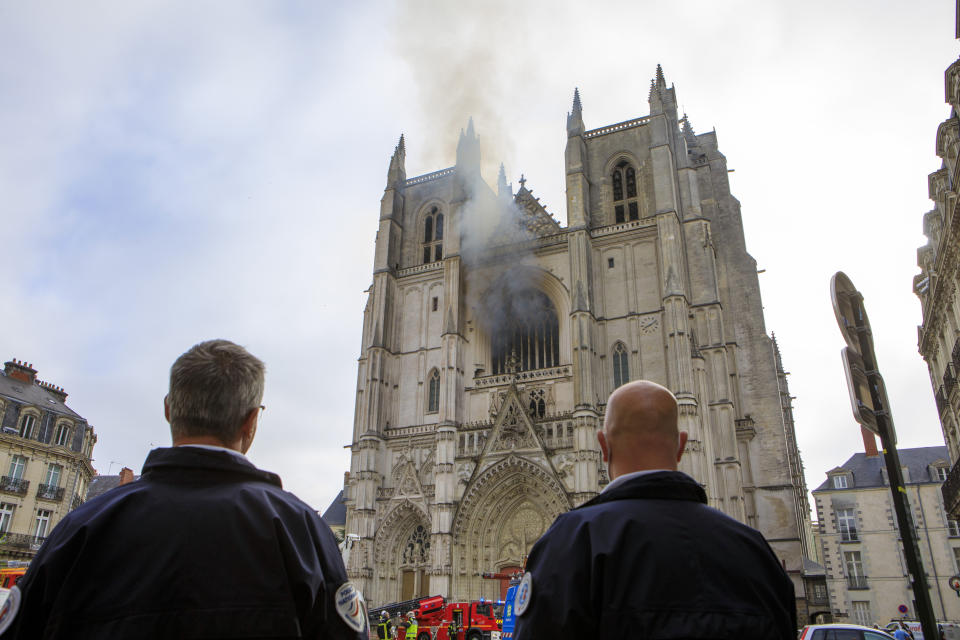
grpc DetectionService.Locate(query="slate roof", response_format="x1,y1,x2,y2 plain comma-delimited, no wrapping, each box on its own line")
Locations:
87,474,140,501
813,446,949,492
321,490,346,526
0,370,81,420
802,557,826,576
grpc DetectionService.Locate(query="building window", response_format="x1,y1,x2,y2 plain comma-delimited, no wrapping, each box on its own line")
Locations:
945,514,960,538
936,466,948,482
401,524,430,565
813,583,827,600
953,547,960,572
837,508,859,541
422,206,444,264
33,509,51,539
851,601,872,627
54,423,71,447
427,369,440,414
833,474,848,489
44,464,61,488
611,160,640,224
19,414,36,439
844,550,867,589
432,297,438,312
8,456,26,481
0,504,13,534
613,342,629,389
490,290,560,375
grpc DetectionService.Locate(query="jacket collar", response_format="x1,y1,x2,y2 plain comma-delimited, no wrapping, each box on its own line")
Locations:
579,470,707,509
141,446,283,488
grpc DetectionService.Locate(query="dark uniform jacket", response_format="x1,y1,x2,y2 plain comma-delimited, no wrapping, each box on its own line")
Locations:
513,471,796,639
3,447,365,639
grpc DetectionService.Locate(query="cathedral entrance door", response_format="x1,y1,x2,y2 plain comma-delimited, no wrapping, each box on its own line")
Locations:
401,570,415,601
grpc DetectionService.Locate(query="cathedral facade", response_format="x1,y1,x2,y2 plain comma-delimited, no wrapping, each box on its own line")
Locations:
343,67,811,608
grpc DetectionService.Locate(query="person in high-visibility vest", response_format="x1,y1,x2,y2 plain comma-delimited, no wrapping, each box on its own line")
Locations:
405,611,418,640
376,611,393,640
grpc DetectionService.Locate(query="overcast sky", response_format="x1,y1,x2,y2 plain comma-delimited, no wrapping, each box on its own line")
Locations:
0,1,955,515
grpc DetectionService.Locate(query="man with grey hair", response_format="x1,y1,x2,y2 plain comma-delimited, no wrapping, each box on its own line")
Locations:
513,380,795,639
2,340,367,639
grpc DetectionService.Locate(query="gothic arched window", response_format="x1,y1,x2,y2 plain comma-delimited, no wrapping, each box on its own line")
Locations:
612,342,629,389
427,369,440,413
401,524,430,565
611,161,639,223
422,206,444,264
490,290,560,375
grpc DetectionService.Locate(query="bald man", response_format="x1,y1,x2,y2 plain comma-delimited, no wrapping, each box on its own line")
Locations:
513,381,796,639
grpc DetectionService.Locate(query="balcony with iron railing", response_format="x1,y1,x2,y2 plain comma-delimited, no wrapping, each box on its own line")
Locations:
945,364,958,396
0,477,29,496
953,337,960,369
0,532,46,552
36,484,64,502
71,495,83,511
846,575,869,590
937,386,949,414
944,458,960,517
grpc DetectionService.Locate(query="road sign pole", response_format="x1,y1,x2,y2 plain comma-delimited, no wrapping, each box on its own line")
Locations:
832,272,938,639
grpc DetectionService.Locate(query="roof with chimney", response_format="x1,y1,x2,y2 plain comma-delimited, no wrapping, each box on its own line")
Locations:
321,490,346,527
87,469,139,501
813,446,949,492
0,359,82,420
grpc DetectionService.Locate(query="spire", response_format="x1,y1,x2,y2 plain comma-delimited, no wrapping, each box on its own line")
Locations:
456,118,481,175
386,133,406,186
497,163,511,197
655,63,666,89
680,113,697,143
566,87,584,136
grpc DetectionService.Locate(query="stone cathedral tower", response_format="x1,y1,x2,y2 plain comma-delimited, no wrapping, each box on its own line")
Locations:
344,66,811,609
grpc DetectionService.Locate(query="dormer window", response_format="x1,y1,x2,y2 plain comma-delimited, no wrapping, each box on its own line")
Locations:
422,206,444,264
612,161,639,224
833,474,848,489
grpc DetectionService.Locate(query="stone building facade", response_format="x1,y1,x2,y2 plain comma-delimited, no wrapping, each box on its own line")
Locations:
917,38,960,518
343,67,811,608
0,359,96,560
813,445,960,626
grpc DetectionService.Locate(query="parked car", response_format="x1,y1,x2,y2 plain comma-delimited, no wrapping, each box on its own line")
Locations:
800,624,896,640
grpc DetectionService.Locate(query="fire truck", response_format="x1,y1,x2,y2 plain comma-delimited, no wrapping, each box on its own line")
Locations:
369,595,502,640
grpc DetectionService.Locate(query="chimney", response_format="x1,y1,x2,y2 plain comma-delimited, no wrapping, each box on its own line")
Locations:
4,359,37,384
862,427,879,457
118,468,135,485
37,379,68,403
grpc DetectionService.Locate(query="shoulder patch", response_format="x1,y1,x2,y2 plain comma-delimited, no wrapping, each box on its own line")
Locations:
514,572,533,617
335,581,368,633
0,585,21,635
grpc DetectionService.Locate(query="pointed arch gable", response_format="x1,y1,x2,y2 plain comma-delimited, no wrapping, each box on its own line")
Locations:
374,499,431,564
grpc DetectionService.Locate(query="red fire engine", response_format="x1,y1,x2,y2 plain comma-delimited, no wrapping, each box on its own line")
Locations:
369,595,502,640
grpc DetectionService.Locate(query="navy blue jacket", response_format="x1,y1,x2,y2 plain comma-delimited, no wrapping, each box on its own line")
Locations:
3,447,364,639
513,471,796,639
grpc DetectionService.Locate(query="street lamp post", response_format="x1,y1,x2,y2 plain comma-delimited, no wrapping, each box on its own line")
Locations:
831,272,938,639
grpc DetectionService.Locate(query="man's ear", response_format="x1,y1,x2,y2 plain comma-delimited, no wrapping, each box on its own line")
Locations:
239,407,259,454
676,430,689,463
597,430,610,463
164,396,171,423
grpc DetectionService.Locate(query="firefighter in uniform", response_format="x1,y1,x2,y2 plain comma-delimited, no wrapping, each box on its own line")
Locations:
513,381,796,639
0,340,368,639
377,611,394,639
405,611,418,640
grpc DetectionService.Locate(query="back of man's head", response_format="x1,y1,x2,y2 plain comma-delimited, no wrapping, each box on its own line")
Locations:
167,340,265,444
601,380,683,476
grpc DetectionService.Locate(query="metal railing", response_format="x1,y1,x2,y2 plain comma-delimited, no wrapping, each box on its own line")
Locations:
0,477,29,496
71,495,83,510
943,458,960,518
953,337,960,369
945,364,958,396
36,484,64,502
0,533,46,551
937,386,949,414
847,575,869,589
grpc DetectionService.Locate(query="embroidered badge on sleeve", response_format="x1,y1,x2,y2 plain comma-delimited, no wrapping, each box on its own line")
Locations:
515,572,533,617
335,581,368,633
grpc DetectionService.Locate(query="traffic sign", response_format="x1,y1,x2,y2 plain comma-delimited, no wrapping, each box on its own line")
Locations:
899,604,909,614
831,272,875,357
949,575,960,592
